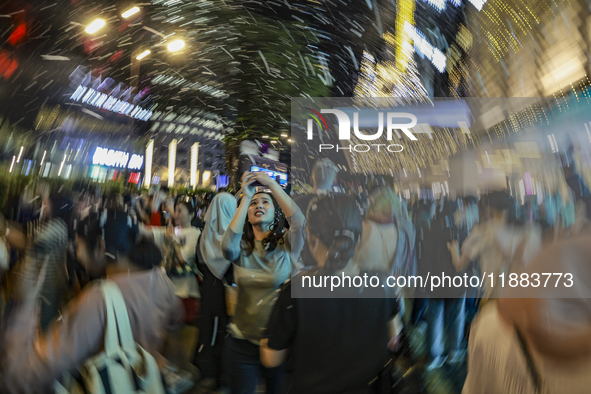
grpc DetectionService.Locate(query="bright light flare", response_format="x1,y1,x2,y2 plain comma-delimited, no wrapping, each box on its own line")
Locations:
85,19,105,34
16,146,23,163
136,50,151,60
202,171,211,186
167,39,185,52
58,154,67,177
122,6,140,18
40,151,47,167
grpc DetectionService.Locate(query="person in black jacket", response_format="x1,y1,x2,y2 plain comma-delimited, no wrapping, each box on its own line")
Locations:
261,194,399,394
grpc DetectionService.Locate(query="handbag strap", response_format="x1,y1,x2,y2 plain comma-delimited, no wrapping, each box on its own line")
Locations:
515,325,544,394
102,280,136,357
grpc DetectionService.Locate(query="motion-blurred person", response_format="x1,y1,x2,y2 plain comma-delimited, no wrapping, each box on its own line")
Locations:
353,186,414,346
411,200,436,326
0,214,10,273
192,200,207,231
463,223,591,394
32,193,73,331
162,194,176,227
136,191,167,226
222,171,305,394
146,197,201,305
1,214,28,326
0,211,183,394
141,196,201,388
454,196,479,239
74,214,105,282
293,159,338,271
353,187,415,278
454,196,481,328
0,214,9,322
416,198,466,370
261,194,400,394
193,192,237,390
448,191,541,299
562,144,591,218
293,158,338,217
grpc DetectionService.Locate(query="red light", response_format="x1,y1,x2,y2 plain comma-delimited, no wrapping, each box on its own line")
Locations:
109,50,123,63
0,50,19,80
128,172,140,184
8,24,27,46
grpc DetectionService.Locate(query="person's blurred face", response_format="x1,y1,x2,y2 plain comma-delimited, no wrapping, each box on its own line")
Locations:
247,193,275,228
174,203,193,227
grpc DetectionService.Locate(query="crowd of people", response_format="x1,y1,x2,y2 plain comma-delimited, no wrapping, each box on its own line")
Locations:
0,159,590,394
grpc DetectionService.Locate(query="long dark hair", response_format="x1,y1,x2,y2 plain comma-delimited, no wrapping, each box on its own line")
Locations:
102,209,137,261
130,240,163,270
306,194,363,272
48,193,73,225
241,192,286,254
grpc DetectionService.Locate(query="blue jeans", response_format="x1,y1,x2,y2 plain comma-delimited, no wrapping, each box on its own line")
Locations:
227,336,285,394
425,298,465,359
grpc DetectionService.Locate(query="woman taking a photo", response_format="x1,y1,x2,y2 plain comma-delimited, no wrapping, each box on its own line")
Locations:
221,171,305,394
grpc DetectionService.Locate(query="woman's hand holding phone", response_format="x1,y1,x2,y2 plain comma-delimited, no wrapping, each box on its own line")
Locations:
241,172,257,200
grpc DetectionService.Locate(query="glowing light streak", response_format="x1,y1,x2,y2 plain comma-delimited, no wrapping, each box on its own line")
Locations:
85,19,105,34
145,140,154,188
122,6,140,18
168,139,177,187
58,154,67,177
9,156,16,173
191,143,199,188
136,50,150,60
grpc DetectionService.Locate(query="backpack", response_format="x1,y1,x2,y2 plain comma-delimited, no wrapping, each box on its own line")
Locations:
54,280,166,394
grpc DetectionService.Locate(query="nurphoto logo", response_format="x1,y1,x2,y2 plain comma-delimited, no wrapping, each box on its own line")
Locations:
305,108,418,153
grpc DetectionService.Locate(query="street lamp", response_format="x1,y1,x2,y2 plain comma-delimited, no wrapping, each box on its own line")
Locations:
85,19,105,34
167,39,185,52
122,6,140,18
